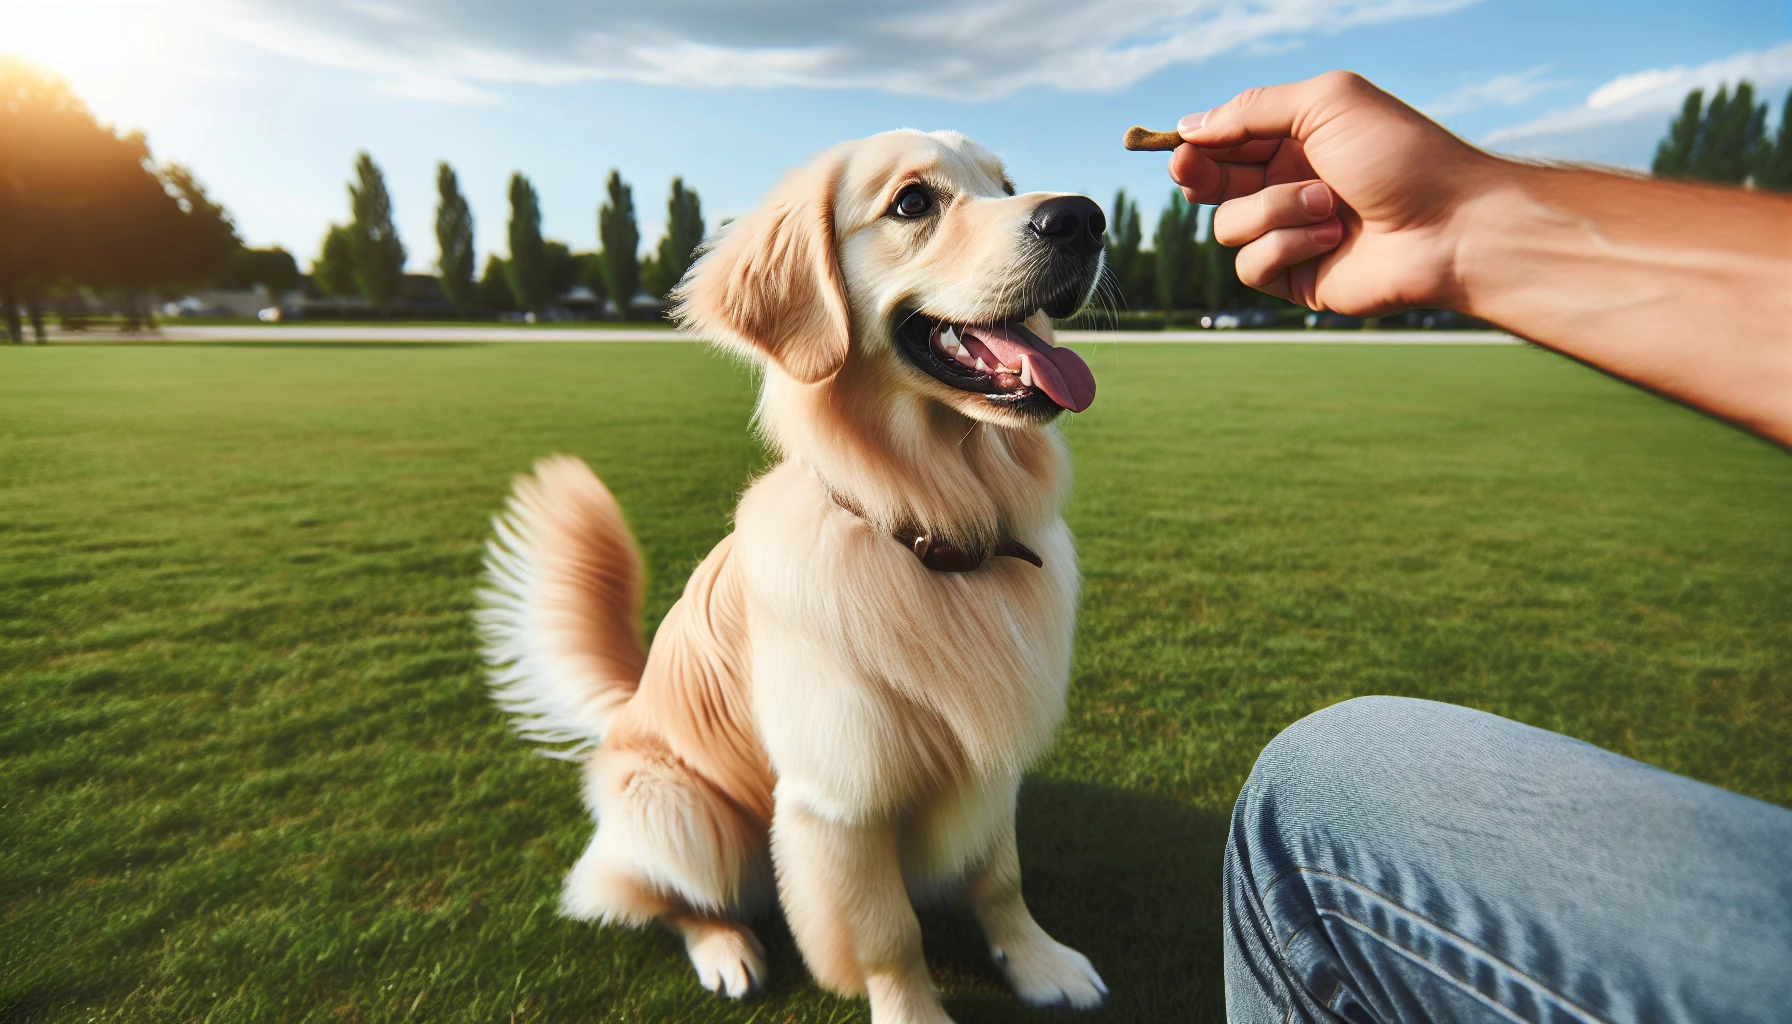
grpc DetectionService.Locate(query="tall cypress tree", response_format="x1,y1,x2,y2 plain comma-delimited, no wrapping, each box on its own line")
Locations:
348,152,405,310
598,170,640,319
1152,192,1198,313
1105,189,1143,309
434,162,476,313
1653,90,1704,180
1755,88,1792,192
1696,83,1768,183
1201,214,1243,311
505,172,551,314
652,177,705,297
1653,82,1770,186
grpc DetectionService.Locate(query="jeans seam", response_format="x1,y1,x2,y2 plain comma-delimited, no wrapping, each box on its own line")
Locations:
1259,865,1305,903
1277,917,1322,955
1295,869,1609,1024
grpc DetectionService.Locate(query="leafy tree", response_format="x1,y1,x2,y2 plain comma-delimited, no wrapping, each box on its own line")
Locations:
222,247,300,302
348,152,405,310
1653,82,1769,185
598,170,640,318
504,173,551,314
88,162,239,333
646,177,704,298
1754,88,1792,192
313,225,357,298
1105,189,1144,309
0,58,237,341
1,58,104,342
1132,249,1156,311
582,252,608,304
1153,192,1201,312
434,162,476,313
544,241,583,300
1202,232,1244,310
477,255,518,313
640,254,667,300
145,165,240,288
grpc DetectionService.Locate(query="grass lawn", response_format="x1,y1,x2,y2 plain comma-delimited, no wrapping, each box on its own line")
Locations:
2,341,1787,1023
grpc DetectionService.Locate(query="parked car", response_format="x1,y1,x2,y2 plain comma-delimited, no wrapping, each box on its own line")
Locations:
1401,309,1494,330
1200,308,1279,329
1305,312,1365,330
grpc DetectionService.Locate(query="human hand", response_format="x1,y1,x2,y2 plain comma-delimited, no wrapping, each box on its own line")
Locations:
1169,71,1498,315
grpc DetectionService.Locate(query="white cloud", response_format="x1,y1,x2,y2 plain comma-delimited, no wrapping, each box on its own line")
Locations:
1421,66,1570,118
194,0,1481,105
1482,40,1792,167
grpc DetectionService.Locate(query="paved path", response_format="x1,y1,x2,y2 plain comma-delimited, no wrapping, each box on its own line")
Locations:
51,325,1521,345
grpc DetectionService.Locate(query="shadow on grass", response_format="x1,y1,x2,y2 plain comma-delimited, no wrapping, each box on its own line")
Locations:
742,779,1230,1023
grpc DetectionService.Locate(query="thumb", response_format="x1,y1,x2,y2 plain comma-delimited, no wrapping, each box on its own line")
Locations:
1180,71,1375,149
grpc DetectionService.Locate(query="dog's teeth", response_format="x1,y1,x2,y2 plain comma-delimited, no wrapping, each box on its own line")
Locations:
941,325,958,347
975,357,992,372
1020,355,1034,387
956,349,976,367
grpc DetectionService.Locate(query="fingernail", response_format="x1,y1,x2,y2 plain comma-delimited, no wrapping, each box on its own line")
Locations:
1311,220,1343,246
1177,110,1209,135
1300,182,1333,216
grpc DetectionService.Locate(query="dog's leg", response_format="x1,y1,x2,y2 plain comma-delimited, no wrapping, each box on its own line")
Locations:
561,838,770,999
773,798,954,1024
562,745,772,999
963,819,1108,1010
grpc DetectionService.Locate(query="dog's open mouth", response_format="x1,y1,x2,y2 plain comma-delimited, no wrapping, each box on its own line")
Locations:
897,314,1097,414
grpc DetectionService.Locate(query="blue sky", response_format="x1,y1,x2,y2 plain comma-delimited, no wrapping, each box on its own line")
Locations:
9,0,1790,271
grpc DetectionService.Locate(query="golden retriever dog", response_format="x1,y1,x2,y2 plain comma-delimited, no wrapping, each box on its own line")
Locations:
479,129,1107,1024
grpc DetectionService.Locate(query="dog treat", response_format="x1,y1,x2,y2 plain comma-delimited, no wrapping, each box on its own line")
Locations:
1123,126,1184,151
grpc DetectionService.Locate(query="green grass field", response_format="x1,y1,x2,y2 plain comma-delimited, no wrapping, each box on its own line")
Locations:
3,341,1788,1023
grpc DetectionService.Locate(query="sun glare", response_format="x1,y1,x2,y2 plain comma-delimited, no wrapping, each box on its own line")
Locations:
4,0,198,130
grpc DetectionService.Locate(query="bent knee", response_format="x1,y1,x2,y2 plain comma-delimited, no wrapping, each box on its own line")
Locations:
1234,696,1523,845
1251,696,1489,791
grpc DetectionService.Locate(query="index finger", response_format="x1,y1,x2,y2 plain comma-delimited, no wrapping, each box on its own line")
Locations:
1168,138,1316,203
1179,71,1374,149
1192,140,1282,164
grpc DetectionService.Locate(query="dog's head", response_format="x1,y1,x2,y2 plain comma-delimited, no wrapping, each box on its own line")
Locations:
674,130,1102,429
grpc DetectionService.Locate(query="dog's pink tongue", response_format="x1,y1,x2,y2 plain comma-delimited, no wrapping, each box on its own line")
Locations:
961,323,1097,413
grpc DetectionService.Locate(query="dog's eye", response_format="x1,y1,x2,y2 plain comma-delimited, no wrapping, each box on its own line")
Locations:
890,185,934,219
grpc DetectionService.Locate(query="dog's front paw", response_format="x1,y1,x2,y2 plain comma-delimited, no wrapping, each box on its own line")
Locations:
991,935,1108,1010
684,923,767,999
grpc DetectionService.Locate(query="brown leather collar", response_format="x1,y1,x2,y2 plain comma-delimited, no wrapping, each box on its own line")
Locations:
829,490,1042,573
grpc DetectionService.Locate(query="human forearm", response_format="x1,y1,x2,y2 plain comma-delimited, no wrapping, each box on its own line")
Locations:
1170,72,1792,447
1450,163,1792,446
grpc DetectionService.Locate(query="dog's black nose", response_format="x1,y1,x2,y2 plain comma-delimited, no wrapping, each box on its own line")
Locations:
1029,195,1106,257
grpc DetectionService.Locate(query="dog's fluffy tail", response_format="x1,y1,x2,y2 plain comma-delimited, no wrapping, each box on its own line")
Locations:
477,456,647,759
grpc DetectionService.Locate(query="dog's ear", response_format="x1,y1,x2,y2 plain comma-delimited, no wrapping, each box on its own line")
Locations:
673,157,850,384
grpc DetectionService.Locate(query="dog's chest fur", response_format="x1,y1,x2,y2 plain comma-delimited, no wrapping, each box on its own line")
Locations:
733,462,1078,825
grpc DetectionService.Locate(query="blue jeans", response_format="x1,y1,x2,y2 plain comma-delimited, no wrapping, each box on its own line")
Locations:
1225,697,1792,1024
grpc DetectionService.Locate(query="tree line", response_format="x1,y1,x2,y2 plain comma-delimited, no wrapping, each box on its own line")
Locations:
1653,81,1792,188
1100,189,1257,314
308,154,705,320
5,56,1789,342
